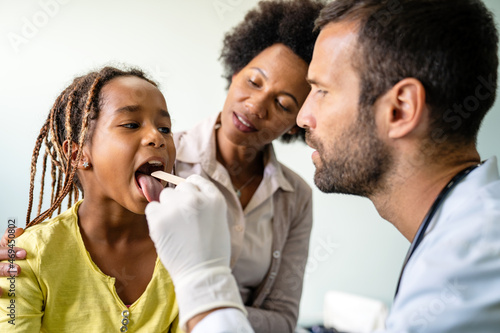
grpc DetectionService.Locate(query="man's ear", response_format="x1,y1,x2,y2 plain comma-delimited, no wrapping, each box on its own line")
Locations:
62,140,91,169
380,78,427,140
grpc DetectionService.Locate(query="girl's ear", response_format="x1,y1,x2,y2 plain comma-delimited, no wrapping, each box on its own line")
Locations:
62,140,91,169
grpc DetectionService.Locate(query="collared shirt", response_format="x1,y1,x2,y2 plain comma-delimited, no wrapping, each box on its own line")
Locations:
174,113,313,332
384,157,500,332
174,113,294,303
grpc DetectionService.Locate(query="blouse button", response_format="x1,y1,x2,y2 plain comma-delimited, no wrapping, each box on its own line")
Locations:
120,309,130,331
273,250,281,259
234,225,244,232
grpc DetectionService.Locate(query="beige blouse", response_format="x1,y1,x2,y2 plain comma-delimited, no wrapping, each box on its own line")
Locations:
174,113,313,332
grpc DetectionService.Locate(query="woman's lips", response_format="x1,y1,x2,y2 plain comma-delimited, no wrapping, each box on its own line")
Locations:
232,112,256,132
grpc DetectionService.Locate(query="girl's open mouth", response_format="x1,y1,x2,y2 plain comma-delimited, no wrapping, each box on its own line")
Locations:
135,160,165,202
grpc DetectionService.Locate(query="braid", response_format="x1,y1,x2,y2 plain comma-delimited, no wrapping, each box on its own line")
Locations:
56,171,63,215
37,151,49,216
74,183,79,203
50,159,57,204
67,186,73,209
49,93,65,171
26,119,50,226
62,85,79,173
26,66,157,228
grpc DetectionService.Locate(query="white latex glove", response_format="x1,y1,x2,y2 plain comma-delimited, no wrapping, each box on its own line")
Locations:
146,174,246,329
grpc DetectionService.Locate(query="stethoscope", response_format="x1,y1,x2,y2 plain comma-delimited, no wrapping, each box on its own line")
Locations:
394,163,482,297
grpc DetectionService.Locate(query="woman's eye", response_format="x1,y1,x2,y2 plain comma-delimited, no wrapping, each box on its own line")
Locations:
122,123,139,129
276,100,290,112
159,127,171,134
248,79,259,87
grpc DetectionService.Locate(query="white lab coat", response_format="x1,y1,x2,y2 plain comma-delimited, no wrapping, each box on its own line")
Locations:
193,157,500,333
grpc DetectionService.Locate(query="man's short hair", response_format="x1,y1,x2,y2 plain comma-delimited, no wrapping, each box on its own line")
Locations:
316,0,498,147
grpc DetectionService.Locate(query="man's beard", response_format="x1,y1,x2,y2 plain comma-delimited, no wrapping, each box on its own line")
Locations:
307,104,392,197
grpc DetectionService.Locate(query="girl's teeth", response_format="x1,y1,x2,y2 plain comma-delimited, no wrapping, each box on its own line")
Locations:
148,161,163,166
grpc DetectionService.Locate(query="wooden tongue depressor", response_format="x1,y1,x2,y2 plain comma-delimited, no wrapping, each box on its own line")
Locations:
151,171,186,185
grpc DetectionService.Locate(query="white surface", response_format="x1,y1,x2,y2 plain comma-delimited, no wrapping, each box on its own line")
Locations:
323,290,387,332
1,0,499,326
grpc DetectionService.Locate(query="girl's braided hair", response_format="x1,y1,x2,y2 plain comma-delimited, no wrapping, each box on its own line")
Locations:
26,66,156,228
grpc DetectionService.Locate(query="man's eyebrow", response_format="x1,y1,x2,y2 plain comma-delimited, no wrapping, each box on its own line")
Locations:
306,77,318,86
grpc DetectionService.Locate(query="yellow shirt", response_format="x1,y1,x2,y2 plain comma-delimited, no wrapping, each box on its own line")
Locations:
0,201,181,332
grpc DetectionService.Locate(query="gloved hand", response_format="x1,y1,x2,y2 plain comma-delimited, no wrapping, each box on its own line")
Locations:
146,174,246,329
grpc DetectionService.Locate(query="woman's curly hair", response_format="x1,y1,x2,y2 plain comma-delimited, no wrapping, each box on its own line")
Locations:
220,0,326,143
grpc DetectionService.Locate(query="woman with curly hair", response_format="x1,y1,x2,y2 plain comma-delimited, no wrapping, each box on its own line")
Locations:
173,0,325,331
0,1,324,331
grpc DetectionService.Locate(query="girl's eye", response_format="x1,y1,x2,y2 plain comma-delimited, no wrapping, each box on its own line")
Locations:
158,127,171,135
122,123,139,129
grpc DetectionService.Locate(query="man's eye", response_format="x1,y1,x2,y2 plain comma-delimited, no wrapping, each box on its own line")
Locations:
159,127,171,134
317,89,328,96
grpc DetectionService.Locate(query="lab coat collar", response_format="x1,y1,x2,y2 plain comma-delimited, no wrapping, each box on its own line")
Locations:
426,156,499,234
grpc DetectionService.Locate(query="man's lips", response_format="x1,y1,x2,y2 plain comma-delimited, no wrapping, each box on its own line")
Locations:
305,134,321,160
232,112,257,132
305,139,316,151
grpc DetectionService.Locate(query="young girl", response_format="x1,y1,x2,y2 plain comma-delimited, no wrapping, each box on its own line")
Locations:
0,66,181,332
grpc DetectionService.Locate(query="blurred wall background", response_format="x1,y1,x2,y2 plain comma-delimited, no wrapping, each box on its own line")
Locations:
1,0,499,326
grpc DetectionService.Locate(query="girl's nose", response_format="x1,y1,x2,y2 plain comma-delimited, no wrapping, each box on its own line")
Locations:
143,126,166,148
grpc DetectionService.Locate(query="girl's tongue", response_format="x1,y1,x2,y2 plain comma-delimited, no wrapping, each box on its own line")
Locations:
136,173,164,202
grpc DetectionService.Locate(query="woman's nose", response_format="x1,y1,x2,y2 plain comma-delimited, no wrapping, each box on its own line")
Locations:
245,92,268,119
